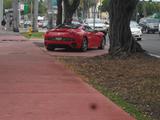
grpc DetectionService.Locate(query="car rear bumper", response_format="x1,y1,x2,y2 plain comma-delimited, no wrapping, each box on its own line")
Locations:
44,40,81,49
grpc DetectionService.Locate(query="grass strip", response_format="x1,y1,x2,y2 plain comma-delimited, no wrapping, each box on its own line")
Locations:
21,32,44,39
89,79,152,120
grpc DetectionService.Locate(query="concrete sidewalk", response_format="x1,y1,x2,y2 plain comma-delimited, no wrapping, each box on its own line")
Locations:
0,31,135,120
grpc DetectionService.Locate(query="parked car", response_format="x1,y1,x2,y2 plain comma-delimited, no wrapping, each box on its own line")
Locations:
42,20,48,28
85,18,109,34
38,20,43,28
139,18,159,34
24,20,31,28
44,24,106,52
130,21,142,41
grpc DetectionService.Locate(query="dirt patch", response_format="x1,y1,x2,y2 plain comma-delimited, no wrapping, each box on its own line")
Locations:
57,53,160,120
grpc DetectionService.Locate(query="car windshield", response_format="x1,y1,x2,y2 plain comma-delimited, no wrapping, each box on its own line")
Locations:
56,24,81,29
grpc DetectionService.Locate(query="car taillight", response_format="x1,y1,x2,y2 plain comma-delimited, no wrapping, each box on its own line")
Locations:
44,34,48,40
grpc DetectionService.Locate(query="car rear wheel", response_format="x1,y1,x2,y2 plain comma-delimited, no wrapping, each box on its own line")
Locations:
98,37,106,49
81,38,88,52
152,30,155,34
46,46,55,51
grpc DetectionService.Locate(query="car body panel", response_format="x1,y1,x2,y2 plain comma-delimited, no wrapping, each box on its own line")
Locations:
44,24,105,51
139,18,159,33
130,21,142,41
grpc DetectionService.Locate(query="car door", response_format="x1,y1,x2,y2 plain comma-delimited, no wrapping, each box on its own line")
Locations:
84,26,97,48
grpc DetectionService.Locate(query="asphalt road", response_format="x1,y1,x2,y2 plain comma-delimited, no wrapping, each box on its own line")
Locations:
139,33,160,57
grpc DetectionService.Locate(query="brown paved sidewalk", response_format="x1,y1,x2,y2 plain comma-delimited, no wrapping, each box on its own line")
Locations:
0,32,135,120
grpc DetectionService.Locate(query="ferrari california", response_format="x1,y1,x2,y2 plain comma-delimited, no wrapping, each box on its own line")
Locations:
44,24,106,52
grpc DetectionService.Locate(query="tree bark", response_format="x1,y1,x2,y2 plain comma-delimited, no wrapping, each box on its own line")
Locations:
63,0,80,24
12,0,19,32
109,0,144,57
32,0,38,32
56,0,63,25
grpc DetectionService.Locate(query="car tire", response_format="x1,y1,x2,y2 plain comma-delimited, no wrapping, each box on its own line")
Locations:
81,38,88,52
46,46,55,51
137,38,142,41
142,28,145,33
98,37,106,49
145,28,149,34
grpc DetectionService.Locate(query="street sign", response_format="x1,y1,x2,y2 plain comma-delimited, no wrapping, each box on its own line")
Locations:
24,2,29,14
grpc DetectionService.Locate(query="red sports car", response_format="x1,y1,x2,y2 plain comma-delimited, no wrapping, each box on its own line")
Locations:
44,24,106,52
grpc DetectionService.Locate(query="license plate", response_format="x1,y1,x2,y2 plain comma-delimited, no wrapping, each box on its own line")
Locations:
55,37,62,40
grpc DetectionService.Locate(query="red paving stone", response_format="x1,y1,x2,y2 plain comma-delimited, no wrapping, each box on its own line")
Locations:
0,32,135,120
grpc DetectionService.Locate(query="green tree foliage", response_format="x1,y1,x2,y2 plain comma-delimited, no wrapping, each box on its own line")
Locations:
102,0,160,16
144,1,160,16
4,0,12,9
38,0,47,15
137,1,160,16
101,0,109,12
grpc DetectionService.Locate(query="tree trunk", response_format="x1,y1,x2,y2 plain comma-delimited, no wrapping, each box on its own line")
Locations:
12,0,19,32
109,0,144,57
47,0,53,29
63,0,80,24
32,0,38,32
56,0,63,25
